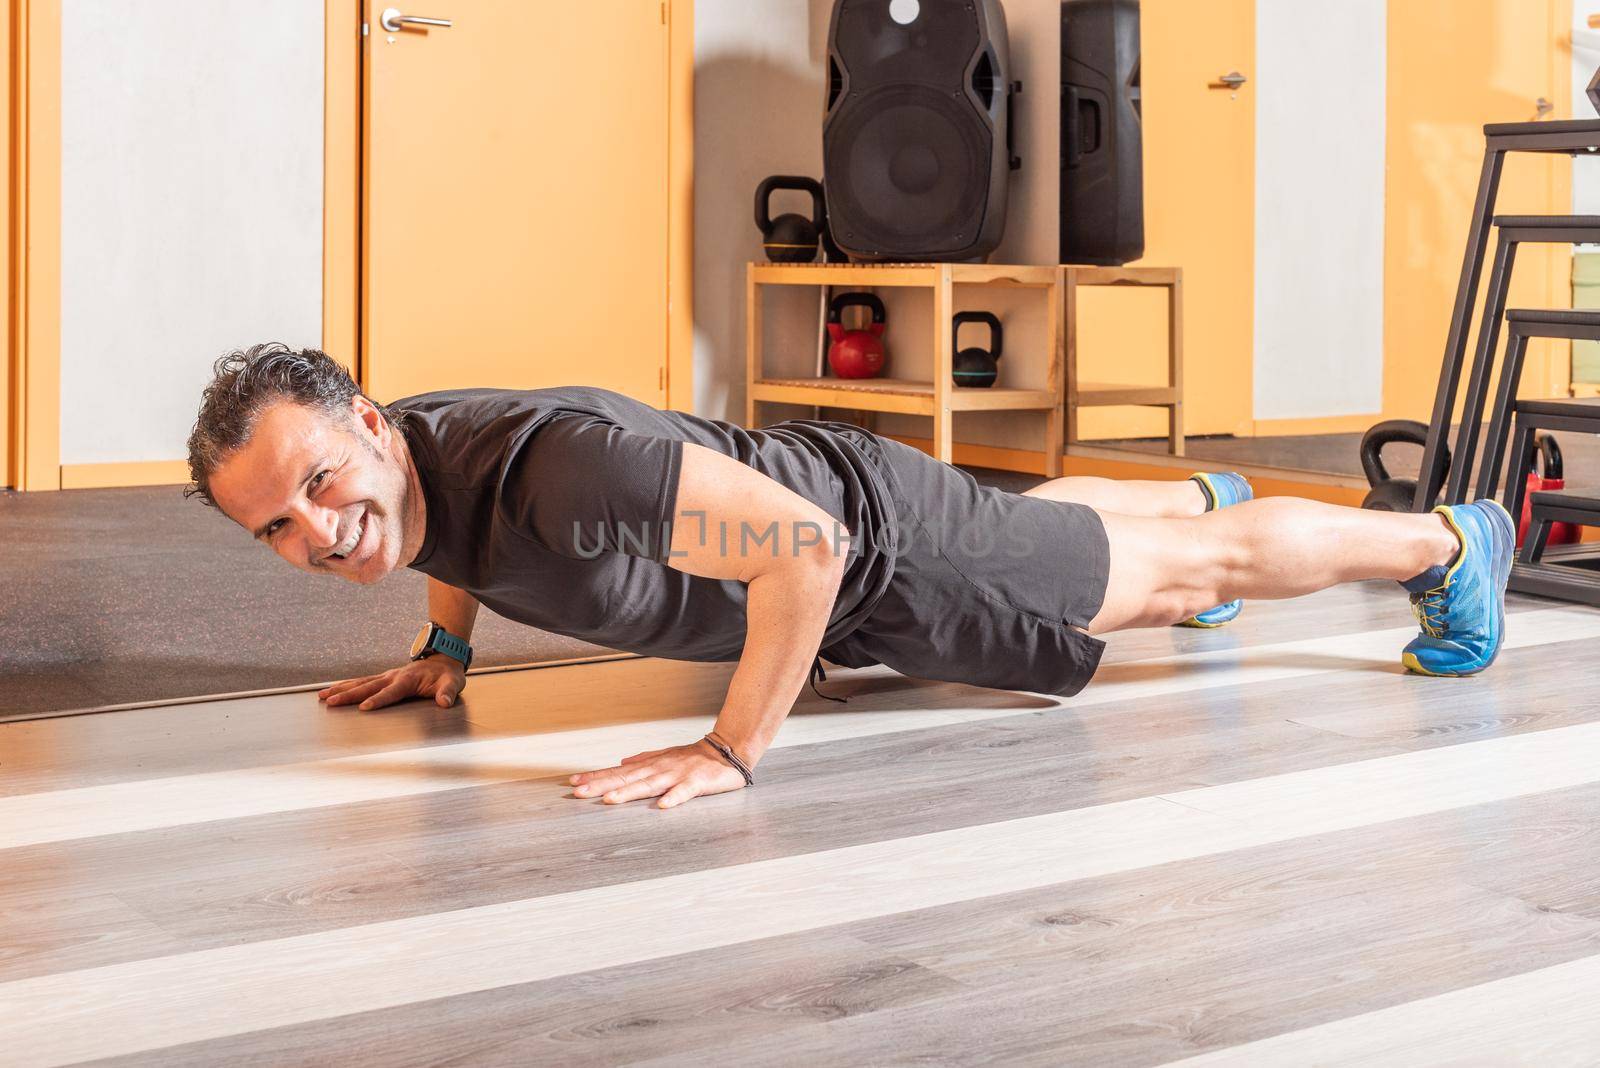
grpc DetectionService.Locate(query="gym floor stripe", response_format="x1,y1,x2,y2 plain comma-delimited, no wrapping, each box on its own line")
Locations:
5,718,1600,1065
1,606,1595,851
1161,952,1600,1065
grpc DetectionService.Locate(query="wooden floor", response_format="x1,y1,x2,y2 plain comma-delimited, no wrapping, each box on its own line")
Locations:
4,582,1600,1065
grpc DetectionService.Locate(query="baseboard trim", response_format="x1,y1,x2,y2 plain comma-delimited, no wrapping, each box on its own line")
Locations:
885,434,1371,508
59,459,191,489
1251,413,1382,437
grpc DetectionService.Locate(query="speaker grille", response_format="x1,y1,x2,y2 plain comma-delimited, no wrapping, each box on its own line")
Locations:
825,85,992,256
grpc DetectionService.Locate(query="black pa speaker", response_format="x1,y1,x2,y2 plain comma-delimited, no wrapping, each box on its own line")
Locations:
823,0,1019,263
1060,0,1143,265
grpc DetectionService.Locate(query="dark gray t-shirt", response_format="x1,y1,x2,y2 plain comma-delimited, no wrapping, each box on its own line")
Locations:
394,386,897,663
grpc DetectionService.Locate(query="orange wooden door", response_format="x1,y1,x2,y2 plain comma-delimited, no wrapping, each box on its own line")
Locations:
1384,0,1571,422
362,1,670,406
0,0,9,488
1075,0,1256,440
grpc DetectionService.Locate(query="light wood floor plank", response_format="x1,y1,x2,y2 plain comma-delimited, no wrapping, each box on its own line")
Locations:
1162,952,1600,1066
1456,784,1600,924
4,606,1594,852
92,930,966,1068
7,719,1600,1064
1162,719,1600,837
0,893,190,985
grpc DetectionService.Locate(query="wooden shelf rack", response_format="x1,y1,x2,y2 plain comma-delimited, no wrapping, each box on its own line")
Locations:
746,262,1065,476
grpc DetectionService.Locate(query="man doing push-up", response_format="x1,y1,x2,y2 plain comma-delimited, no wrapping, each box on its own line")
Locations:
186,344,1514,810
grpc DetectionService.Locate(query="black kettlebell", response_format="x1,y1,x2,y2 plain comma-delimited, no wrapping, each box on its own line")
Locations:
952,311,1003,388
755,175,826,263
1359,419,1447,511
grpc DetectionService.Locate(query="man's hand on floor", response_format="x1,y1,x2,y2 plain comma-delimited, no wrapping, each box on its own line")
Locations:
317,656,466,710
570,741,747,809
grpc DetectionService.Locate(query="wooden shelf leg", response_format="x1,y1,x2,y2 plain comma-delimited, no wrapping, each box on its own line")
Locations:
1063,268,1079,450
745,265,761,428
1045,268,1064,477
933,266,954,464
1167,275,1185,458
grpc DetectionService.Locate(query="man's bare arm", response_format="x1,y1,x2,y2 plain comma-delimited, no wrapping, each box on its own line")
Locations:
428,576,481,641
667,443,848,760
570,441,848,808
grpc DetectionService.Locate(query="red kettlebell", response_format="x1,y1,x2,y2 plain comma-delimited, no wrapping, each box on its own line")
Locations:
826,293,887,379
1517,433,1582,547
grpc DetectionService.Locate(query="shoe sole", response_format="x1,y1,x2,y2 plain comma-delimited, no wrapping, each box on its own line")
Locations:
1176,614,1233,629
1401,649,1475,677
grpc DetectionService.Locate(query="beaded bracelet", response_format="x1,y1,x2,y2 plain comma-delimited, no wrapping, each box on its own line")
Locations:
703,732,755,787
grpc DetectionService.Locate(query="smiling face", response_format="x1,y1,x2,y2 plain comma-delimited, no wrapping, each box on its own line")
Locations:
208,397,425,584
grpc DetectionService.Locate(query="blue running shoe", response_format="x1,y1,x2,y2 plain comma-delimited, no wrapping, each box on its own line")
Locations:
1176,472,1253,628
1400,499,1515,677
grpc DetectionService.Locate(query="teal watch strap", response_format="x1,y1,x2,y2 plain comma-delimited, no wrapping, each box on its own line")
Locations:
419,624,473,669
432,628,472,669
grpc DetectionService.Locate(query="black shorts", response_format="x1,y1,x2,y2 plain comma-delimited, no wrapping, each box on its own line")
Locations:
821,434,1110,697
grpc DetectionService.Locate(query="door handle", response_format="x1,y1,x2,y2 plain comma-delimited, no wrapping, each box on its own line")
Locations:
380,7,452,32
1210,71,1248,90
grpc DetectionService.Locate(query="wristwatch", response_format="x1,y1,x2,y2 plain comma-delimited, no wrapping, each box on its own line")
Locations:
410,621,473,670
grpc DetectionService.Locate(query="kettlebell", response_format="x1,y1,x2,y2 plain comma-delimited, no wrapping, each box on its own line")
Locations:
755,175,826,264
952,311,1003,388
1518,433,1583,547
1359,419,1445,512
826,293,887,379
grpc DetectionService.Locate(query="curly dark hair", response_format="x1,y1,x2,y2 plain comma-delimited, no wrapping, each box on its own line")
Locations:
185,343,398,507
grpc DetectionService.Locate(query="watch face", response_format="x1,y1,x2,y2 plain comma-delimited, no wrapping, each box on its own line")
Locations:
410,623,436,660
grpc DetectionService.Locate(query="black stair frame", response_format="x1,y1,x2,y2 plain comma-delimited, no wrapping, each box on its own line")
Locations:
1497,399,1600,607
1522,491,1600,565
1499,402,1600,534
1444,217,1600,504
1475,313,1600,505
1416,118,1600,512
1509,553,1600,607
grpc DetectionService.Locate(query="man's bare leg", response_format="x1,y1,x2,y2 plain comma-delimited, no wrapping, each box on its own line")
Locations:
1023,475,1207,518
1086,497,1459,633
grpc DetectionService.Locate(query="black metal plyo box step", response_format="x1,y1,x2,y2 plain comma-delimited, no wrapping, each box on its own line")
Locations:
1511,556,1600,607
1514,397,1600,419
1506,308,1600,327
1484,117,1600,136
1493,215,1600,242
1527,490,1600,521
1511,493,1600,607
1494,214,1600,228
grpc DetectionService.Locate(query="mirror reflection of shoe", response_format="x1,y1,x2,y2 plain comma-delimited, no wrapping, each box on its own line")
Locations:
1400,499,1514,677
1175,472,1252,629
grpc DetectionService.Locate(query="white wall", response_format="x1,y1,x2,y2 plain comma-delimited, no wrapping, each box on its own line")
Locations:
1573,0,1600,222
60,0,324,466
693,1,829,422
1251,0,1386,421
